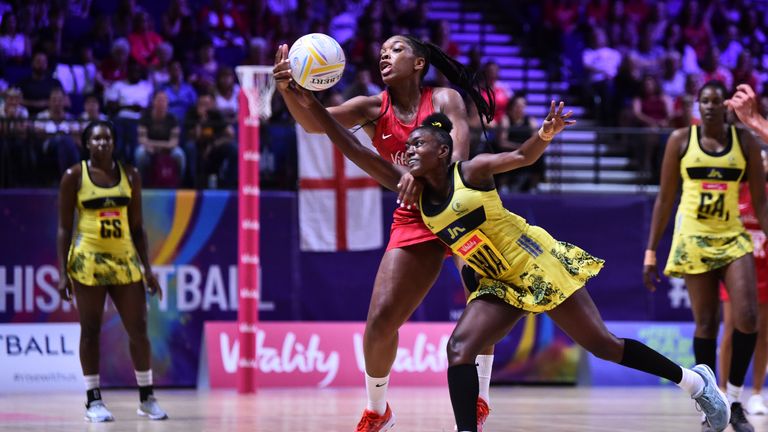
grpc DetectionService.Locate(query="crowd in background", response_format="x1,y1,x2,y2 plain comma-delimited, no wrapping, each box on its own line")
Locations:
2,0,768,190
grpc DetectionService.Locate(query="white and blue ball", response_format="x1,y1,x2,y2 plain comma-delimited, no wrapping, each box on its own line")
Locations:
288,33,346,91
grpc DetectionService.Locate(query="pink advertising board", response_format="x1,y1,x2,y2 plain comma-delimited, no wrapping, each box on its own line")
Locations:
204,321,455,388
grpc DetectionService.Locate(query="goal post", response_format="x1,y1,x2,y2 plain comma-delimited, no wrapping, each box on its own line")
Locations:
234,65,275,393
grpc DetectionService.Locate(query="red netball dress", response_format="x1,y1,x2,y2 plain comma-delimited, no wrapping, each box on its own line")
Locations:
721,182,768,303
372,87,443,250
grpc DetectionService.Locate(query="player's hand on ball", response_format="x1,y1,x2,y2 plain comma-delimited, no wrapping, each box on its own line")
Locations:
273,44,293,92
273,44,315,107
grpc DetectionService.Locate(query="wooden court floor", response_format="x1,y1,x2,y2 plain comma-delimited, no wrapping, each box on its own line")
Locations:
3,387,768,431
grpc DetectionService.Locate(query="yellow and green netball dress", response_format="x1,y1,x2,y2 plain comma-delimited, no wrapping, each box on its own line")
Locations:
420,163,604,313
67,161,143,286
665,125,753,277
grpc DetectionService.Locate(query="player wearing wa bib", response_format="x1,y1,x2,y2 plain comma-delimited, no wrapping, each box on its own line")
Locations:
420,162,604,313
373,86,442,250
68,160,143,286
664,125,753,277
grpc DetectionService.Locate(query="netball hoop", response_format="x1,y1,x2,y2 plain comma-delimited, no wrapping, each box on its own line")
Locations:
236,65,275,125
234,65,274,394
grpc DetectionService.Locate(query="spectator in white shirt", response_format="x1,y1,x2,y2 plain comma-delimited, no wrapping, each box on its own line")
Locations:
105,60,153,162
213,66,239,125
661,52,686,99
582,28,621,124
0,12,29,61
33,88,80,183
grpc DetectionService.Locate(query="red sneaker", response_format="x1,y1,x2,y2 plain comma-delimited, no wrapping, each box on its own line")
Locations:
454,398,491,432
477,397,490,432
355,403,395,432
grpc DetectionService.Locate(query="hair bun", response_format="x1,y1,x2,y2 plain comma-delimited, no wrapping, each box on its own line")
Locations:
422,113,453,134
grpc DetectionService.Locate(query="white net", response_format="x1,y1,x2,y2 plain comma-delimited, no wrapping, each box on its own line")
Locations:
235,65,276,125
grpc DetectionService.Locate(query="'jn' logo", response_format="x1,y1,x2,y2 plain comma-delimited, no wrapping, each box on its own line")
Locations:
448,226,466,239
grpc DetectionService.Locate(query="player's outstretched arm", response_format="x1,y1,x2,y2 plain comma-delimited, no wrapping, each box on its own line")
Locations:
461,101,574,184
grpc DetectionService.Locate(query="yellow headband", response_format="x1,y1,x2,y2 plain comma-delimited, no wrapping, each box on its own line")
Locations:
431,121,442,128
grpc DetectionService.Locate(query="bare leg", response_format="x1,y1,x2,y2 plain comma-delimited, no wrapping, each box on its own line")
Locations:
447,296,527,366
685,272,723,339
754,303,768,394
723,254,759,335
73,281,109,375
453,255,494,357
447,295,526,432
108,282,150,371
364,240,446,376
719,300,734,390
684,272,721,377
546,289,624,362
722,254,759,390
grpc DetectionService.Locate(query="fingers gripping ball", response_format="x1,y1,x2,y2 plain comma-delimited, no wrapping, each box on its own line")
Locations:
289,33,346,91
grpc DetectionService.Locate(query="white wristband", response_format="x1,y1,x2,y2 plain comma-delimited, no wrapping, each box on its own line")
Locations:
538,127,555,141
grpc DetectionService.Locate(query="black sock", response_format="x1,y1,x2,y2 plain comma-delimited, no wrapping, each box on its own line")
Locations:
729,330,758,387
448,364,478,432
618,338,682,383
139,385,154,402
86,388,102,406
693,337,717,374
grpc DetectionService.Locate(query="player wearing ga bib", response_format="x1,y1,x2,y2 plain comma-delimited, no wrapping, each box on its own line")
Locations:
68,160,143,286
373,87,442,250
420,162,604,313
665,125,753,277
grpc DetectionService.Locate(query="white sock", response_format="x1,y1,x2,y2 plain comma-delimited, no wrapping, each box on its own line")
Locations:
476,355,494,404
135,370,153,387
677,367,705,398
84,374,100,391
365,372,389,415
726,382,743,405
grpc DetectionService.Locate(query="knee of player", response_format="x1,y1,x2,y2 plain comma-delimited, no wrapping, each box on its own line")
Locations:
694,315,721,338
583,334,623,362
365,307,402,336
79,322,102,341
446,335,475,365
733,309,758,334
125,320,149,341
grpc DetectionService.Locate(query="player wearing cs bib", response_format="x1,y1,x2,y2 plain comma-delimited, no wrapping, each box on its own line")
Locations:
68,160,143,286
58,121,167,423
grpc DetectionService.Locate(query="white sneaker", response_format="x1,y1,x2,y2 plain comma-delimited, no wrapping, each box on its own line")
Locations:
137,395,168,420
747,393,768,415
84,400,114,422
